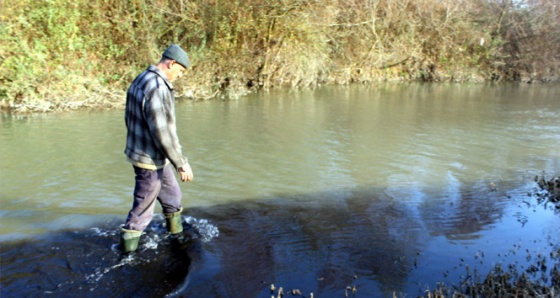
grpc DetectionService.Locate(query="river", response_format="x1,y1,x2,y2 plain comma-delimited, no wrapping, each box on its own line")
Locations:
1,83,559,297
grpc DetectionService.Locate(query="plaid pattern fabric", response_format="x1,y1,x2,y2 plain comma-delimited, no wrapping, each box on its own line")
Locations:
124,65,187,170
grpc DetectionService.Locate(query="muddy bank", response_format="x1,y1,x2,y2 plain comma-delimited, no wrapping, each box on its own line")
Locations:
535,175,560,208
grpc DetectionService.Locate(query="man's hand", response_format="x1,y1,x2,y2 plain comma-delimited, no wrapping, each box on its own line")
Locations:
178,164,193,182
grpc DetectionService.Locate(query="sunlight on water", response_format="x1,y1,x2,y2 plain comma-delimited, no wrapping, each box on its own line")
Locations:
1,83,559,297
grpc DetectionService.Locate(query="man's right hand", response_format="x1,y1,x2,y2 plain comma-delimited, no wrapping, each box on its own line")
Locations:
178,164,193,182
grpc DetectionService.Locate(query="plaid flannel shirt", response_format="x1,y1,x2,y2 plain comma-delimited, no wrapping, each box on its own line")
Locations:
124,65,188,170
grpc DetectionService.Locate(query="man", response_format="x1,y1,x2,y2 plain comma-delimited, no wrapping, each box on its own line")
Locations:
121,44,193,253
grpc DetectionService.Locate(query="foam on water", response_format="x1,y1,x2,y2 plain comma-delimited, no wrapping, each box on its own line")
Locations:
88,215,220,244
184,216,220,242
82,215,219,292
85,254,135,287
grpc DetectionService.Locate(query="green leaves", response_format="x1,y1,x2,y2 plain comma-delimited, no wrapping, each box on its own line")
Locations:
1,0,559,112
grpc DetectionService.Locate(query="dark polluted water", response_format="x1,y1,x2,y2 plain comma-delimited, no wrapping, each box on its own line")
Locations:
1,179,559,298
0,215,213,298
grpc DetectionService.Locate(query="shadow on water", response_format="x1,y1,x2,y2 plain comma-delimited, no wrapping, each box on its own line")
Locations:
177,186,511,297
1,178,559,298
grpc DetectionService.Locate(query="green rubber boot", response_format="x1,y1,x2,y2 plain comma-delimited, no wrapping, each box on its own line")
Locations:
121,227,142,253
164,208,183,234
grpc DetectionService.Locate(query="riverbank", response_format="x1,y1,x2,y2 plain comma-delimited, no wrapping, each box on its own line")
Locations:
1,0,559,113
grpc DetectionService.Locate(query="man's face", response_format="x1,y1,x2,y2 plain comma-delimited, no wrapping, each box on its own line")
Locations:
169,61,187,82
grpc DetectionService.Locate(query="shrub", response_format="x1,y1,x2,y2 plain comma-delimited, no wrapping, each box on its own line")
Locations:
1,0,559,112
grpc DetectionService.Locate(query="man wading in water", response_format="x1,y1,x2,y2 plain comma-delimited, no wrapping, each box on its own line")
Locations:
121,44,193,253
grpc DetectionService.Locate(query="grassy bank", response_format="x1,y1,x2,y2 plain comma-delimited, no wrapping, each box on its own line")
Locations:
1,0,559,113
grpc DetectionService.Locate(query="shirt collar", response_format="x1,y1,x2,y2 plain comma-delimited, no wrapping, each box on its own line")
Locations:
147,65,173,90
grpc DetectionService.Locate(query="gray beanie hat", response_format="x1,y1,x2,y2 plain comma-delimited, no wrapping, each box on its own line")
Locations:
162,44,190,68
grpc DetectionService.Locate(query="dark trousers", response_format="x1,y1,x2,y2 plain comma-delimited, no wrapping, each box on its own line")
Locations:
124,164,182,231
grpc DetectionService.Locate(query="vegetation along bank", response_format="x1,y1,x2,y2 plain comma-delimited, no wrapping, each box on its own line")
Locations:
1,0,559,113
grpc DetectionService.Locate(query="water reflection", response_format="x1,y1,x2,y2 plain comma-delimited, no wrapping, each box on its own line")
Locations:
0,179,558,297
1,84,559,297
177,180,558,297
419,181,507,241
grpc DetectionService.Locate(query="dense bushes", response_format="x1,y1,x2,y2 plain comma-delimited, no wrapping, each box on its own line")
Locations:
1,0,559,112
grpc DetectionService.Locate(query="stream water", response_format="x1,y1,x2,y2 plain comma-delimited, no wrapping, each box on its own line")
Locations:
1,83,559,297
